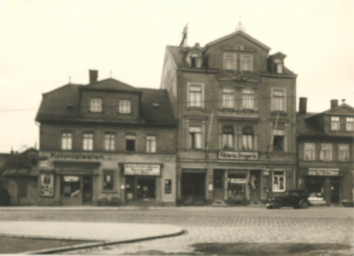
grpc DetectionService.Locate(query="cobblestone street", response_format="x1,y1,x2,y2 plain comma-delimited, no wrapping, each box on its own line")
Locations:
0,206,352,255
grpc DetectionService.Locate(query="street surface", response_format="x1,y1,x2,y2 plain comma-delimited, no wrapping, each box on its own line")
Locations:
0,206,353,255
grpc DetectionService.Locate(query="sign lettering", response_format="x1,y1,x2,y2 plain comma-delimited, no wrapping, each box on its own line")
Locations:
219,151,258,160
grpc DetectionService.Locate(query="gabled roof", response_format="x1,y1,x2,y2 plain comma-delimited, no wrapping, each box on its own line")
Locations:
269,52,287,59
205,30,271,51
84,78,140,93
307,103,354,120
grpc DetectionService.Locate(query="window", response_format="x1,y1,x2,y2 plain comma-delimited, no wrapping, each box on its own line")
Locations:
331,116,340,131
61,132,72,150
320,143,332,161
271,89,286,112
242,126,254,151
223,53,237,70
273,171,285,192
119,100,131,114
189,126,202,149
104,133,115,151
222,88,234,108
222,125,234,149
240,54,253,71
191,57,197,67
103,170,114,190
146,135,157,153
346,117,354,131
274,59,283,74
242,89,255,109
304,143,316,160
90,98,102,112
273,130,285,152
188,83,203,108
126,135,136,152
83,133,94,151
338,144,349,161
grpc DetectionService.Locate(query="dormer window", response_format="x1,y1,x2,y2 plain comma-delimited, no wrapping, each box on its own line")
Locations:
274,59,283,74
119,100,131,114
331,116,340,131
187,52,202,68
90,98,102,112
223,53,237,70
240,54,253,71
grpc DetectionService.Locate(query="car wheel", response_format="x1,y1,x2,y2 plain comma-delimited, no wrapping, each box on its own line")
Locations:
299,200,309,209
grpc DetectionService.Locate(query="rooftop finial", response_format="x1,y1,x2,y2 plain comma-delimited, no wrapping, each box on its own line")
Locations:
179,23,188,47
236,16,244,32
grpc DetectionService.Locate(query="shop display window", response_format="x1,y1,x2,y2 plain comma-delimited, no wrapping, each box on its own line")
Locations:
61,176,81,198
103,171,114,190
272,171,285,192
227,174,246,201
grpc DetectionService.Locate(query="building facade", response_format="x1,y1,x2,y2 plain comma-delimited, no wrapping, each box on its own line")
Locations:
297,98,354,205
160,30,297,205
36,71,177,206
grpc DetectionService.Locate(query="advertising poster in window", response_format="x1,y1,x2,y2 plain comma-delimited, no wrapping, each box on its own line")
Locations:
165,179,172,194
40,173,54,197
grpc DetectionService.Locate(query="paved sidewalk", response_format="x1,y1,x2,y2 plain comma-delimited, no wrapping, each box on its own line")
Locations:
0,221,184,254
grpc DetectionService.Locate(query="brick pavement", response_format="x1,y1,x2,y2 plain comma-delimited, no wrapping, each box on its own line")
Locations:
0,206,353,255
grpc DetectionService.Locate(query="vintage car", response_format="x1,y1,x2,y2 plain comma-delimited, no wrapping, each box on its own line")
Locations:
266,190,310,209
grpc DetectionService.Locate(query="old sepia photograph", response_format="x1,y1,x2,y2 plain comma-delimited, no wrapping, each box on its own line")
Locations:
0,0,353,255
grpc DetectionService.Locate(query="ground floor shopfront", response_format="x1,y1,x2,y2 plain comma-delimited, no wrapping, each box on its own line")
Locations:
37,151,176,206
298,166,354,205
177,161,296,206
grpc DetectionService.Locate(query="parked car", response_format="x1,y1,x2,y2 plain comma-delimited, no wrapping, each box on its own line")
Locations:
266,190,310,209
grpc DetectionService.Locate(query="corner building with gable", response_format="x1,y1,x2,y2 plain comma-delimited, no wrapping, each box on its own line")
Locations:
160,30,297,205
36,71,177,206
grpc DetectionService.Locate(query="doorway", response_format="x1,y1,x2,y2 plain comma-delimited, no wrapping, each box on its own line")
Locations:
330,178,340,204
125,176,156,204
213,170,224,200
250,170,261,203
82,176,93,205
181,172,206,205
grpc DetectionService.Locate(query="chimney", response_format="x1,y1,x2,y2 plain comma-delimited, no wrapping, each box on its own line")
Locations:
89,70,98,84
330,99,338,109
299,97,307,114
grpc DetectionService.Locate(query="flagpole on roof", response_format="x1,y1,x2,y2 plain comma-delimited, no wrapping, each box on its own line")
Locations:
179,23,188,47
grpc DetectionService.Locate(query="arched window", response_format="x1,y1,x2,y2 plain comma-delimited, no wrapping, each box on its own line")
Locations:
222,125,234,149
242,126,254,151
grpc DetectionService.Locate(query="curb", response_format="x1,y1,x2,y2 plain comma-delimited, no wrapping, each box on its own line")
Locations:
21,229,186,255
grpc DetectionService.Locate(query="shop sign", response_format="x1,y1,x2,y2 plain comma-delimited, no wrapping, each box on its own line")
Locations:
40,173,55,197
124,164,161,176
219,151,258,160
308,168,340,176
229,178,247,184
50,152,104,161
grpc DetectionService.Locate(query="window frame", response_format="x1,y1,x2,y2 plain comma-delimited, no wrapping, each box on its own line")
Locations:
319,143,333,161
187,82,204,108
222,125,234,149
118,99,132,114
271,88,287,112
304,142,316,161
222,88,235,109
146,135,157,153
272,170,286,192
61,132,73,151
103,170,114,191
346,117,354,131
223,53,237,70
90,98,103,113
330,116,340,131
188,125,203,150
240,53,253,71
104,133,115,151
83,132,94,151
242,89,255,110
241,126,254,151
338,144,350,161
125,134,136,152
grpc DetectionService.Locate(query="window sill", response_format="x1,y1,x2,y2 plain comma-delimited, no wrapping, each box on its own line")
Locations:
101,190,117,194
117,112,132,115
271,111,287,115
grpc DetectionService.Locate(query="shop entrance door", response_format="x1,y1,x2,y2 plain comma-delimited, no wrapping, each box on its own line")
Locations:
137,178,156,201
330,178,340,204
61,175,81,205
213,170,224,200
125,176,156,205
82,176,93,205
250,170,261,203
181,172,206,205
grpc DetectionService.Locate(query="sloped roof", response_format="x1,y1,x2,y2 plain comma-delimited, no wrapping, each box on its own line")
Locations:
206,30,271,51
306,103,354,120
84,78,140,92
36,80,176,126
2,148,38,177
139,88,176,125
296,112,324,136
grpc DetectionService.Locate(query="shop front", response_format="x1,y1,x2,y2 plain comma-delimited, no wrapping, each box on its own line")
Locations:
304,168,341,205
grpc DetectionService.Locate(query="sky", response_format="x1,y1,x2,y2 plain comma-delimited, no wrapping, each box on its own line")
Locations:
0,0,353,152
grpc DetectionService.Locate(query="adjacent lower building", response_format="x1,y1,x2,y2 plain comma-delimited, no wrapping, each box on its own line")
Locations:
36,71,177,206
297,98,354,205
160,29,297,205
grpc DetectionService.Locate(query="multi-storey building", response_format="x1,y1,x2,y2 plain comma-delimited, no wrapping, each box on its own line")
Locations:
36,71,177,206
297,98,354,205
160,29,297,205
